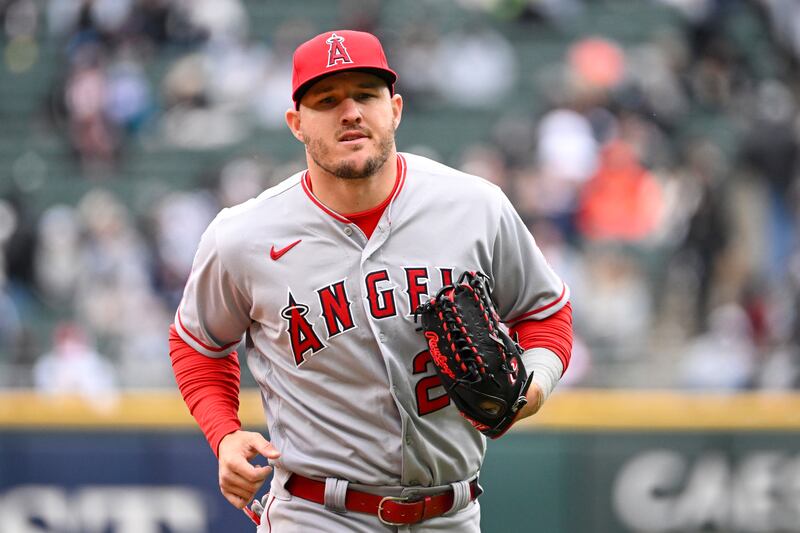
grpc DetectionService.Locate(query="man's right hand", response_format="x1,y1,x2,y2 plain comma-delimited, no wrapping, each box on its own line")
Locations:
217,430,281,509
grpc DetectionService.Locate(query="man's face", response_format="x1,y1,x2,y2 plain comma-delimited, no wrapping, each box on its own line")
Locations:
287,71,403,180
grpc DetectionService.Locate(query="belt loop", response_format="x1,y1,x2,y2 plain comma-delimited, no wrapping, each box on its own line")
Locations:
444,480,471,516
323,477,349,514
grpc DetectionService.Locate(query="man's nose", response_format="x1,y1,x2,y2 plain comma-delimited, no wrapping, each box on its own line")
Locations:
339,98,362,124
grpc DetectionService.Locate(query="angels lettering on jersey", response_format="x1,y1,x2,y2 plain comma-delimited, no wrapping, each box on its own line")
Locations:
281,267,453,365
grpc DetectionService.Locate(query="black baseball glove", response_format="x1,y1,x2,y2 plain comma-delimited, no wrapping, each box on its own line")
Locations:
415,271,532,439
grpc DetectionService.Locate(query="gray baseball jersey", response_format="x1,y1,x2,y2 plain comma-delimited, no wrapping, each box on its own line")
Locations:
175,152,568,489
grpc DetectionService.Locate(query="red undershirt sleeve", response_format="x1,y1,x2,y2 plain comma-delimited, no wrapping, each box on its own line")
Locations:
169,324,242,456
509,302,573,374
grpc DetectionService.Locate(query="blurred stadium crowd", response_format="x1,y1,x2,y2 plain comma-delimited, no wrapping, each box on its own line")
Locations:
0,0,799,396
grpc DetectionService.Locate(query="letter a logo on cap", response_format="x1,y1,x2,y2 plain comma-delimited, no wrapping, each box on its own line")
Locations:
326,33,353,67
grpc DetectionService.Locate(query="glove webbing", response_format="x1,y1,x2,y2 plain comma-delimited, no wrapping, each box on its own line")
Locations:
439,289,486,384
438,277,510,388
465,274,521,379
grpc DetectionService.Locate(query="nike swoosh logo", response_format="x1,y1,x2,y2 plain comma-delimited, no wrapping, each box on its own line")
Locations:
270,239,302,261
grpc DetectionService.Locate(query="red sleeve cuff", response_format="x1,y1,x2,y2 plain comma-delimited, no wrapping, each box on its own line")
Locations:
510,301,573,373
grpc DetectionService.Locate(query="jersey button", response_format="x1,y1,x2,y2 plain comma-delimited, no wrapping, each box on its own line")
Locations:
378,333,386,343
405,436,413,446
343,226,353,236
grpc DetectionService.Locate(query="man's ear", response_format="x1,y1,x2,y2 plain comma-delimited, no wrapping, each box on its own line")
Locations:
285,107,304,142
391,93,403,130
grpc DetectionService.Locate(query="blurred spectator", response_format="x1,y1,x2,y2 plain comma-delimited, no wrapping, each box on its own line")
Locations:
537,108,599,185
393,22,443,106
459,143,510,191
2,193,38,304
530,219,593,385
115,288,172,388
761,0,800,62
251,20,314,128
671,140,733,332
204,37,267,112
739,79,799,280
757,252,800,388
338,0,381,33
519,107,599,233
71,190,164,356
162,53,208,109
150,188,217,308
679,303,757,389
625,30,690,128
0,199,23,363
686,27,744,110
250,47,294,129
568,37,626,91
432,27,517,107
4,326,39,388
64,44,119,176
34,205,82,305
45,0,84,37
153,0,255,148
32,322,118,400
104,45,153,135
579,248,653,361
576,140,665,243
759,343,800,389
185,0,247,42
160,50,247,147
0,287,21,365
217,157,270,207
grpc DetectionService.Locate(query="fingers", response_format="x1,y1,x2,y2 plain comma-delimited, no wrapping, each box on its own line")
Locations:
223,456,272,485
222,491,250,510
219,464,273,509
251,438,281,460
221,466,268,494
240,432,281,461
220,430,282,461
217,431,281,510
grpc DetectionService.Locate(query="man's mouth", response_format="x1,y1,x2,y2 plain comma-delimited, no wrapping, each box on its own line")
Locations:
338,130,369,143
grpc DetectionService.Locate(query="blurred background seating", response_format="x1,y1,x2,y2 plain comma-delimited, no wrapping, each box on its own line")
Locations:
0,0,798,393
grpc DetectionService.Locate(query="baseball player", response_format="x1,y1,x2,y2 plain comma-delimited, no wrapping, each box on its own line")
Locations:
169,30,573,532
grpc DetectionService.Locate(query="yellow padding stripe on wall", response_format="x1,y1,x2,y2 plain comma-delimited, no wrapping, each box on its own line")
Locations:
0,390,798,430
517,390,800,431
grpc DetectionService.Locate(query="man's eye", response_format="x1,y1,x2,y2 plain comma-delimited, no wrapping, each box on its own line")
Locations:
357,93,374,101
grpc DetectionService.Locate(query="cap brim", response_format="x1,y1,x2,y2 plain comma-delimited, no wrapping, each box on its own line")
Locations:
293,67,397,108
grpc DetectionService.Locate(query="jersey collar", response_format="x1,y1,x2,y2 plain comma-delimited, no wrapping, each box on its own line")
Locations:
301,154,407,224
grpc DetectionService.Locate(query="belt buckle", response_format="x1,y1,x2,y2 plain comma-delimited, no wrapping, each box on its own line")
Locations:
377,495,412,526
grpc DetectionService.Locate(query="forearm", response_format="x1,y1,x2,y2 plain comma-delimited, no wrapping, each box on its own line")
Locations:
169,324,242,456
510,301,573,419
516,348,564,420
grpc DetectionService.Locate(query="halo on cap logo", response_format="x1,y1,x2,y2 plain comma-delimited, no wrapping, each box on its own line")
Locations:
326,33,353,67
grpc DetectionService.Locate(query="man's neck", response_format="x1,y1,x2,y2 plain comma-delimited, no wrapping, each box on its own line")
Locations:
307,152,398,215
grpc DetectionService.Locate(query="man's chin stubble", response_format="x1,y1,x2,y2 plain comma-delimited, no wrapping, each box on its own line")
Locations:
329,157,384,180
307,136,394,180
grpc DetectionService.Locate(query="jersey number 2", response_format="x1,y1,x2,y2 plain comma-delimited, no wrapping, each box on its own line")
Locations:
412,350,450,416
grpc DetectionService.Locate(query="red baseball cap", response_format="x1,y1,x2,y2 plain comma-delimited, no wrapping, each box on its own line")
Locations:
291,30,397,108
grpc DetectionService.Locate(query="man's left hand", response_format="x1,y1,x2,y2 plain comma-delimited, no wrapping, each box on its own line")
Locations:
514,382,544,422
